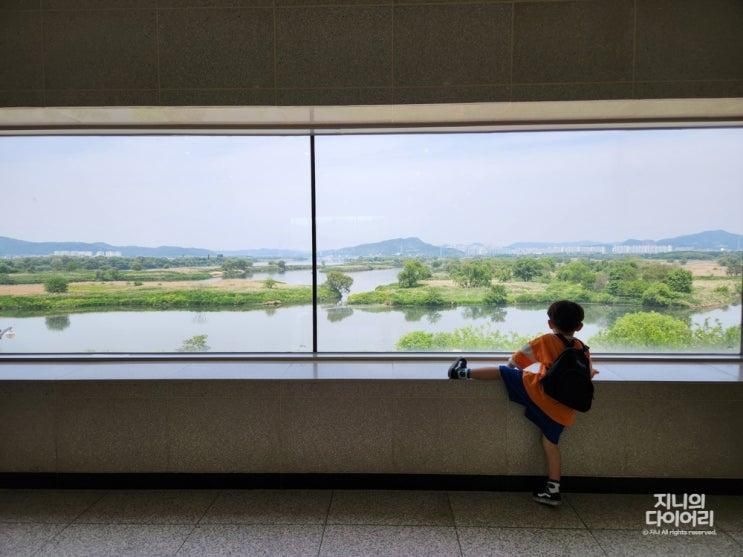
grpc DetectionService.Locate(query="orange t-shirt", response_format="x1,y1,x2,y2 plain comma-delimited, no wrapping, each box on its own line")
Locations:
511,333,591,427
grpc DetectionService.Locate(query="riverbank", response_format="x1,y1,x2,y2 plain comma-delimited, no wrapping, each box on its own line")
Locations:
347,277,740,310
0,280,338,312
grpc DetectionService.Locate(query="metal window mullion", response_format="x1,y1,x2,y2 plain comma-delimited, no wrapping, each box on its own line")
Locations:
310,134,318,354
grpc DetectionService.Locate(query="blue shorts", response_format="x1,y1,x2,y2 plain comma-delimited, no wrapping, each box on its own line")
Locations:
499,365,564,445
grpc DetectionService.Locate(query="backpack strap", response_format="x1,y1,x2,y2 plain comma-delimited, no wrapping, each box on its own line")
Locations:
555,333,575,348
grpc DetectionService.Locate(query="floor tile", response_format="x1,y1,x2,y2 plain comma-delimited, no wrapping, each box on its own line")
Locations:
36,524,193,557
0,490,104,524
458,527,605,557
729,531,743,546
177,524,323,557
709,496,743,532
319,525,461,557
568,493,656,530
201,490,331,524
327,490,453,526
0,523,66,557
591,528,742,557
74,490,218,525
449,491,585,529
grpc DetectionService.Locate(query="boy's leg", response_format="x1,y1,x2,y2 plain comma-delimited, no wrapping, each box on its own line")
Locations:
541,434,561,481
533,434,562,506
469,366,503,380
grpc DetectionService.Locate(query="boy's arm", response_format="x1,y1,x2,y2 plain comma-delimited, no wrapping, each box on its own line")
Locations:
586,348,599,378
509,342,536,370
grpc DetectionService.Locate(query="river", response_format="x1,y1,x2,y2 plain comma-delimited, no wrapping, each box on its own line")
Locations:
0,268,739,353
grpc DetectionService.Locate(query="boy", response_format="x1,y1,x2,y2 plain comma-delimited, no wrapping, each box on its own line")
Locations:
448,300,598,506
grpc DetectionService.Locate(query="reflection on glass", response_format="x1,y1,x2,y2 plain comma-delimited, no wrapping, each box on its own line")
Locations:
45,315,70,332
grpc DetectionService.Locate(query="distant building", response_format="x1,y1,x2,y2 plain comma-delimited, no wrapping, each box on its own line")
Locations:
507,246,607,255
52,250,122,257
53,250,94,257
611,245,673,254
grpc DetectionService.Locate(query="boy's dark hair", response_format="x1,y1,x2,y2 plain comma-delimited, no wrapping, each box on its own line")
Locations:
548,300,584,333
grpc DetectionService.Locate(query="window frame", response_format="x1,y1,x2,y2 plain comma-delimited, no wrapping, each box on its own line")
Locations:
1,100,742,362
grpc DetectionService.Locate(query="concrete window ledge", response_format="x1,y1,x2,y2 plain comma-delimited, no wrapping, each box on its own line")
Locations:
0,360,741,381
0,360,741,479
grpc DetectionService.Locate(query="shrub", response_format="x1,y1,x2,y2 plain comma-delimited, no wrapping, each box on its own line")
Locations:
264,278,278,289
590,311,740,352
422,287,445,306
44,276,69,294
396,325,532,351
483,284,508,305
664,268,693,293
641,283,682,307
589,312,692,350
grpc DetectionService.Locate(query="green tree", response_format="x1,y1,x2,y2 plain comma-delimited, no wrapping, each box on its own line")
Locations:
607,260,640,292
512,258,542,282
263,278,278,289
640,262,671,282
324,271,354,297
492,263,513,282
277,260,286,273
131,258,143,271
451,260,493,288
718,254,742,276
44,276,69,294
664,268,693,293
398,259,432,288
556,260,597,290
641,283,680,307
483,284,508,305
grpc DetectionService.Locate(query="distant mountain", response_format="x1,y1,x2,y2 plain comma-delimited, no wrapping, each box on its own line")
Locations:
0,236,212,257
1,229,740,259
505,230,743,252
320,237,464,258
657,229,742,251
0,236,303,259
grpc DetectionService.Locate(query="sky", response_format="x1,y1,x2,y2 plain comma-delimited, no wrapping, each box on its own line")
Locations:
1,129,742,252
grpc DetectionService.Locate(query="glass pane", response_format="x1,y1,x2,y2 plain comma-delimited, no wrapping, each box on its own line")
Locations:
315,129,743,353
0,136,312,353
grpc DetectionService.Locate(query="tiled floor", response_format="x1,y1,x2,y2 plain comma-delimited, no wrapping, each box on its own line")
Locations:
1,489,741,556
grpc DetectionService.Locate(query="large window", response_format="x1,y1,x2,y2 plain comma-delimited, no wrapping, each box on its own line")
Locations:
0,136,312,353
315,129,742,354
0,128,741,355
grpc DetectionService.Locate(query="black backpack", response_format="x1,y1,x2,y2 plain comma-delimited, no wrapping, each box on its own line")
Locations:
540,334,593,412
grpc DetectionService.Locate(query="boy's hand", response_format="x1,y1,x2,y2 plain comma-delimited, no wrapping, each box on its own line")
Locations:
590,368,600,378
